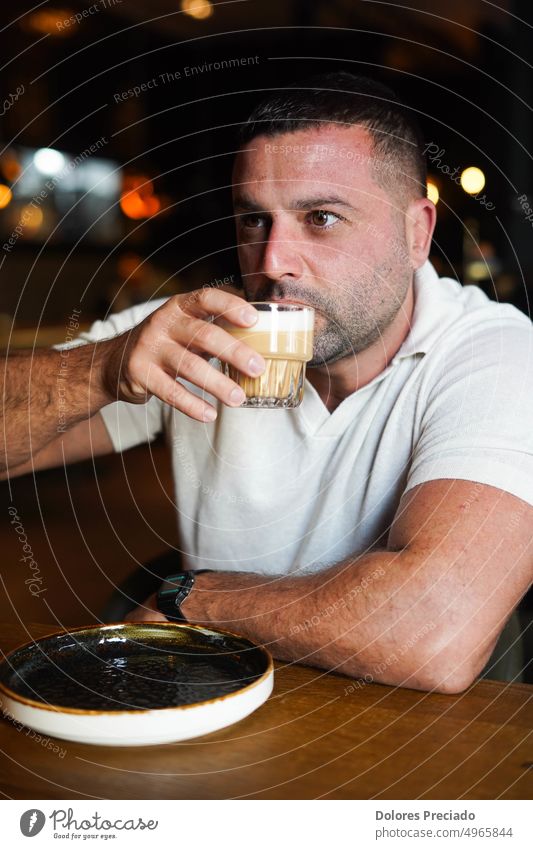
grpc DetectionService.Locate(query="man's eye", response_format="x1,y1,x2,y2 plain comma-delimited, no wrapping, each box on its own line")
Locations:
240,214,267,229
309,210,341,228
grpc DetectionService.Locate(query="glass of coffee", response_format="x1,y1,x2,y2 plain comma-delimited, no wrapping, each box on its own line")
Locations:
218,302,315,408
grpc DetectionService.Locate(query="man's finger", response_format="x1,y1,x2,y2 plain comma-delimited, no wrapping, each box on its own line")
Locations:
178,287,258,326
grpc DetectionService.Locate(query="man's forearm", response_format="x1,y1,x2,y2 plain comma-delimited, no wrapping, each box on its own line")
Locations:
133,481,526,694
182,549,450,691
1,341,115,471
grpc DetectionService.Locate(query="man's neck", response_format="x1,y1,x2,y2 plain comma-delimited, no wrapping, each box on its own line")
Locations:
306,282,415,413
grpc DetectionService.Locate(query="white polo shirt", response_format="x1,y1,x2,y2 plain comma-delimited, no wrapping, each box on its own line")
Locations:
75,261,533,575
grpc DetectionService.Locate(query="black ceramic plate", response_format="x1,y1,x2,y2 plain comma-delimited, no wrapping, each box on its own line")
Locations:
0,622,272,712
0,623,272,744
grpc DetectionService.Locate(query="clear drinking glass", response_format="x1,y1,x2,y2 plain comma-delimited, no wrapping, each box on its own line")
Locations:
218,302,315,408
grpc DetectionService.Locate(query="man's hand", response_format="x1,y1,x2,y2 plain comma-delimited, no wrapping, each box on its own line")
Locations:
103,287,266,423
0,284,267,477
124,593,167,623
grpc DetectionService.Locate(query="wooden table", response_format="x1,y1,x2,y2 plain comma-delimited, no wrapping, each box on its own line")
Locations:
1,624,532,800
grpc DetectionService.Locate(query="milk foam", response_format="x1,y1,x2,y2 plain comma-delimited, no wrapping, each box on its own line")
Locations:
244,306,314,332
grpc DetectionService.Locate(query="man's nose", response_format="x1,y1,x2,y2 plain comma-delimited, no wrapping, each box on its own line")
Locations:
260,221,305,280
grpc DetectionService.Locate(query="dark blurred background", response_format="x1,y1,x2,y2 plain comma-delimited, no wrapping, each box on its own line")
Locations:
1,1,532,658
1,0,532,337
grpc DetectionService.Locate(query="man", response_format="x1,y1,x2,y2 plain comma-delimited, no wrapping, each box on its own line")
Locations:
2,73,532,693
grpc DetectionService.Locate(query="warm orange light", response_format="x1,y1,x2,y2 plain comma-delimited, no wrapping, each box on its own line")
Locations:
120,192,161,219
120,176,161,220
0,185,12,209
23,9,74,37
427,180,439,205
117,253,143,279
181,0,214,20
20,204,43,232
0,153,21,183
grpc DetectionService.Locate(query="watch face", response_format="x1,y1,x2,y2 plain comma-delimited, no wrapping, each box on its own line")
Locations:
159,574,188,599
157,573,194,621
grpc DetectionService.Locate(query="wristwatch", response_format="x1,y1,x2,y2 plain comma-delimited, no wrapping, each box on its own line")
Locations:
156,570,211,623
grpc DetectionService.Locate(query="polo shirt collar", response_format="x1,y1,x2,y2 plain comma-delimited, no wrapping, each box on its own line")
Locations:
394,260,452,360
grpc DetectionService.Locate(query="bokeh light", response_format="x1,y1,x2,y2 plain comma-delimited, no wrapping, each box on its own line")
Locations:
0,153,22,183
20,205,44,232
0,185,13,209
427,180,439,205
34,148,66,176
120,176,161,220
460,167,485,195
181,0,214,21
22,9,74,37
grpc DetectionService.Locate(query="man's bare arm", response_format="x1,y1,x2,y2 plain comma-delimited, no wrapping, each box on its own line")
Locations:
1,412,113,479
129,479,533,694
1,288,267,477
1,345,115,474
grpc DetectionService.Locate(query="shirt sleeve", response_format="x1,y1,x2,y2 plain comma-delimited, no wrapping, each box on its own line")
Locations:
99,396,164,453
405,316,533,506
53,299,168,452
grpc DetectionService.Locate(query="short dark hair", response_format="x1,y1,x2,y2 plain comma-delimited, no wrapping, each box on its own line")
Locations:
238,71,427,199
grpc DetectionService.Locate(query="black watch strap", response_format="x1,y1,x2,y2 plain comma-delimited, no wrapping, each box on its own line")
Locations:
156,570,210,623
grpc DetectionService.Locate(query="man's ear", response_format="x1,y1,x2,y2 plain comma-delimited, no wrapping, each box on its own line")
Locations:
405,197,437,271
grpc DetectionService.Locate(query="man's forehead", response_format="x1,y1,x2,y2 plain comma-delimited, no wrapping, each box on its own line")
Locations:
233,125,380,197
236,124,373,162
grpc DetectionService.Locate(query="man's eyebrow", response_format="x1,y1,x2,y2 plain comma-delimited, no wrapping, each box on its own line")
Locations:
233,195,264,212
233,195,358,212
291,196,357,212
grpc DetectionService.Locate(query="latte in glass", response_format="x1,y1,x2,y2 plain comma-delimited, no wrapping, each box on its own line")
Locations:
219,302,315,408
